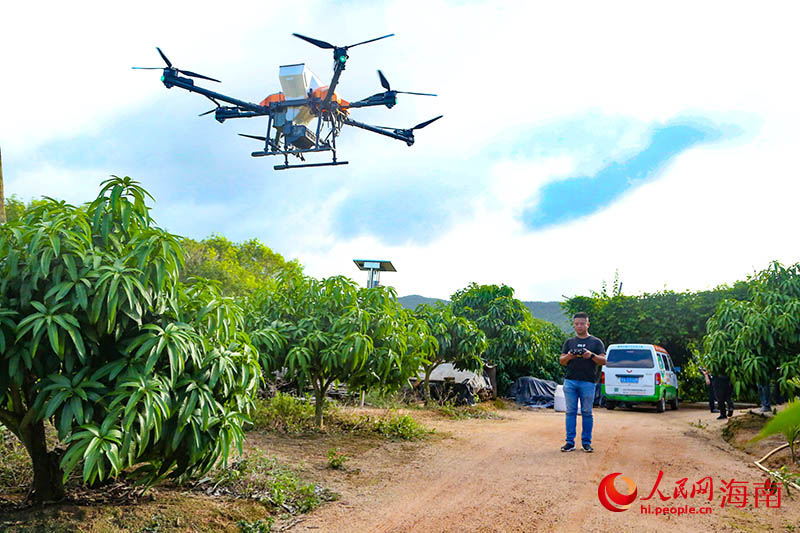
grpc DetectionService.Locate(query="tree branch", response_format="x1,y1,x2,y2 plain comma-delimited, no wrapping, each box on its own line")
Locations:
0,407,21,435
10,383,25,416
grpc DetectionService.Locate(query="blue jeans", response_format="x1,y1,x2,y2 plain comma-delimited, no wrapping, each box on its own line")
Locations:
564,379,595,446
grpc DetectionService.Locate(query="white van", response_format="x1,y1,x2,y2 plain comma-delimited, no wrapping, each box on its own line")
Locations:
601,344,679,412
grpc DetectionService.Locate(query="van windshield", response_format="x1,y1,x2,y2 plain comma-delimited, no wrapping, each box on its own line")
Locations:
606,349,654,368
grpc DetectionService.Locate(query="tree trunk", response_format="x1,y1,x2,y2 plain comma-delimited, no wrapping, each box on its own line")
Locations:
21,418,65,503
423,365,435,405
314,385,325,429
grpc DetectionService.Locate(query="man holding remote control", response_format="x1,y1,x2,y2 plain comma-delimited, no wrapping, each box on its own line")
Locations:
559,312,606,453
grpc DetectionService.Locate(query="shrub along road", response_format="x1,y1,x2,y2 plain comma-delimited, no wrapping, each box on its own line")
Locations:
289,404,800,532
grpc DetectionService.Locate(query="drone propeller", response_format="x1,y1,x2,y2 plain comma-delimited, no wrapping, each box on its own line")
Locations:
238,133,267,141
157,47,172,68
377,70,436,97
132,47,221,83
372,115,444,131
293,32,395,51
198,108,216,117
410,115,443,130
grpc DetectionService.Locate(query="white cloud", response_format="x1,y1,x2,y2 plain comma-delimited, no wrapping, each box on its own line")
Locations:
4,0,800,302
5,163,108,205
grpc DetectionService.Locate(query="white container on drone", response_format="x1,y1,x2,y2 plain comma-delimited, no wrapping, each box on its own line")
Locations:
278,63,323,125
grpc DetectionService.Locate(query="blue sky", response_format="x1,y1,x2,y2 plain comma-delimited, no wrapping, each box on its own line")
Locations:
2,1,799,300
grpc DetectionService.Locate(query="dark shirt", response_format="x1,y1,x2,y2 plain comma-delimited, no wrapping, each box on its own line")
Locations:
562,335,605,383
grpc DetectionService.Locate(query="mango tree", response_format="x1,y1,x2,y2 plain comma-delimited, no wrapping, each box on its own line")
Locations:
704,261,800,396
249,274,429,428
345,286,435,402
181,234,302,296
451,283,565,393
0,177,260,502
413,302,487,402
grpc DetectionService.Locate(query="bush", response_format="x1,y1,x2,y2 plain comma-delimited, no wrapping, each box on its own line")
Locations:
237,519,274,533
327,448,350,470
373,413,432,440
250,393,321,433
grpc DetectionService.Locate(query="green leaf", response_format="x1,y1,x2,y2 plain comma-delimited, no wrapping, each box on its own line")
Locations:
71,395,85,424
47,321,63,356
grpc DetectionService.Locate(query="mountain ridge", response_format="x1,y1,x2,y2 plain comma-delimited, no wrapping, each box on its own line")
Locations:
398,294,571,332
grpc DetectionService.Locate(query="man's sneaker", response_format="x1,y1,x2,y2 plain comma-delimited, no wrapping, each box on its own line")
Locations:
727,410,734,417
582,444,594,453
717,414,727,420
561,443,576,452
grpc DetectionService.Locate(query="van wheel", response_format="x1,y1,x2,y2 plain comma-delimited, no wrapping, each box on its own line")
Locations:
669,396,679,410
656,395,666,413
606,400,617,410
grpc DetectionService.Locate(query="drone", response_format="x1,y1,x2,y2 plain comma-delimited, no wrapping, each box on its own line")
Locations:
134,33,442,170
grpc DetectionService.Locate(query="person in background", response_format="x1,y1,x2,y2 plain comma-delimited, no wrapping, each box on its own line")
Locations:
700,368,718,413
757,382,771,413
713,371,734,419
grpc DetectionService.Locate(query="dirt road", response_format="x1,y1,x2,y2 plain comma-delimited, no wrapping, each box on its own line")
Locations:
287,404,799,532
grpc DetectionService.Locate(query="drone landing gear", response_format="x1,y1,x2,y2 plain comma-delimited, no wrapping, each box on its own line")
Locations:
273,160,349,171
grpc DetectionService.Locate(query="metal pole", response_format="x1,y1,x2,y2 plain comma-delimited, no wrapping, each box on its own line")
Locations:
0,146,6,224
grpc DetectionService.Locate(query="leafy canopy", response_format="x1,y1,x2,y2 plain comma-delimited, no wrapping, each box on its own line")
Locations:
181,234,301,296
451,283,565,393
413,302,487,400
0,177,260,500
704,261,800,396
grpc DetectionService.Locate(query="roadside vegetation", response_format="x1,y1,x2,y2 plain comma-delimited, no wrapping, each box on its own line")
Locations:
248,393,432,441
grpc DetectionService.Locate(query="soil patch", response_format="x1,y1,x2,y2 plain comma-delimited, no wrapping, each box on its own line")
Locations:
722,410,799,471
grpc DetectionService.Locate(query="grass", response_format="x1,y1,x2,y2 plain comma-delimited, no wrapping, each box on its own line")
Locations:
249,393,433,441
360,389,418,409
689,419,709,430
437,400,504,420
197,449,336,514
0,426,31,494
249,392,320,433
